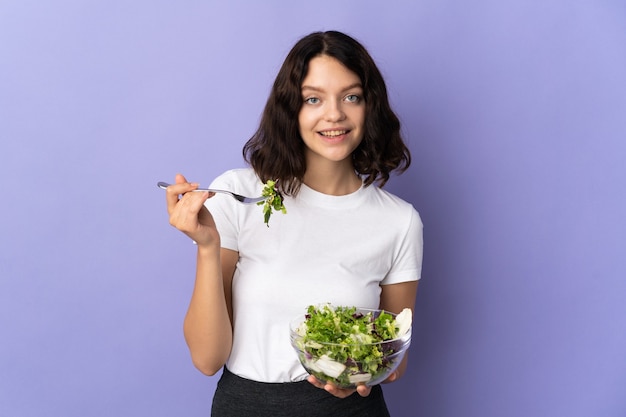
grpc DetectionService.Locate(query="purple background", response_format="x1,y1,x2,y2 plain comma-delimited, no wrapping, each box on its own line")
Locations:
1,1,625,416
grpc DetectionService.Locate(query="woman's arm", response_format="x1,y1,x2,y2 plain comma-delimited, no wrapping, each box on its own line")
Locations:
183,246,237,375
379,280,419,382
165,174,237,375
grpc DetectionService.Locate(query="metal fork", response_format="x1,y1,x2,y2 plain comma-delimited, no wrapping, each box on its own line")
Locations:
157,182,267,204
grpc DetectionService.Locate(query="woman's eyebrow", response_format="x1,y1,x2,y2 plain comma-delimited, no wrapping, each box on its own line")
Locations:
301,82,363,93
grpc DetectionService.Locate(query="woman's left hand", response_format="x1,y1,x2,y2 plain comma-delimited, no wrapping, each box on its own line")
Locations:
307,371,399,398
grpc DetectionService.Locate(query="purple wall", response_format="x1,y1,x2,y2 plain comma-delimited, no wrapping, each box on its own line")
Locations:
1,1,625,416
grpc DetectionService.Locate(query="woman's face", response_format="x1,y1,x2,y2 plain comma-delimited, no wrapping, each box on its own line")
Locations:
298,55,365,168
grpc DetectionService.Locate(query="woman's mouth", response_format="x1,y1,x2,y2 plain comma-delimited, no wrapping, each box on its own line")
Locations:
319,130,349,138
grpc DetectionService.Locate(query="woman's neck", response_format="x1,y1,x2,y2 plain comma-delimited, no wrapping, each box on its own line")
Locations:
303,160,362,196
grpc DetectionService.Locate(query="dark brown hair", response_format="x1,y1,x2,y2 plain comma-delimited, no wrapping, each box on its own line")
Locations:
243,30,411,195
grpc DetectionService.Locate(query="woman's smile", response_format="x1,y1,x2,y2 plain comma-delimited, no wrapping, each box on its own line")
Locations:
318,128,350,141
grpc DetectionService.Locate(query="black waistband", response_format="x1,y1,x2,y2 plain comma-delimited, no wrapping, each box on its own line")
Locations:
211,367,390,417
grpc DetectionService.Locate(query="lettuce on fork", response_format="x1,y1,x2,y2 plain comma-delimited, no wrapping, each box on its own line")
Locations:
257,179,286,226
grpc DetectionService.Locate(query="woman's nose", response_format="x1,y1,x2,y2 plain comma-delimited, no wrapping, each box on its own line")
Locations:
324,101,346,122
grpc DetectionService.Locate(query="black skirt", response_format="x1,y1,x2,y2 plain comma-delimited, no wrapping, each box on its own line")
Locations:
211,367,391,417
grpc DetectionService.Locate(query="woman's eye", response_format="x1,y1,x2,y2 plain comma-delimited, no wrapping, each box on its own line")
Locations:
304,97,320,104
345,94,361,103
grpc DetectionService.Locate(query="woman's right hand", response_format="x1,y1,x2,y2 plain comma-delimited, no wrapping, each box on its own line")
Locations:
165,173,219,247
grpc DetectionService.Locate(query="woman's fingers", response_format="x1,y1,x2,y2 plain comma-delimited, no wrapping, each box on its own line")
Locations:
175,173,187,184
355,384,372,397
165,177,200,214
306,376,371,398
165,174,212,232
162,173,219,247
169,189,210,230
307,375,325,389
383,370,399,383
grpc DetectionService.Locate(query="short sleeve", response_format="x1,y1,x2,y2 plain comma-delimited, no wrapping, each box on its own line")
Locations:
381,208,423,285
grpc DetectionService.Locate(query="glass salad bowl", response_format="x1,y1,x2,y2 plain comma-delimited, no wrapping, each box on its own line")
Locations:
289,305,412,389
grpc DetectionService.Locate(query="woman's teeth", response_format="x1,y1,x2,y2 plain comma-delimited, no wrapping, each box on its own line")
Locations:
320,130,347,138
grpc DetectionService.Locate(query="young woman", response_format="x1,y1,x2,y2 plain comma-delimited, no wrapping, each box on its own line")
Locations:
164,30,423,417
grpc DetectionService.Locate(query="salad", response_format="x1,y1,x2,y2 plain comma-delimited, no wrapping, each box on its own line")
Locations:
258,180,286,226
291,304,412,387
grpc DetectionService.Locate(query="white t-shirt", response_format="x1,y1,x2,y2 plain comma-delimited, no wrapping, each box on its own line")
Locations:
205,168,423,383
